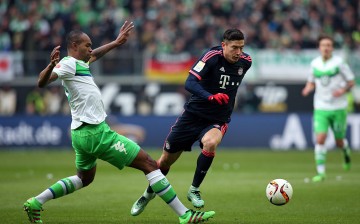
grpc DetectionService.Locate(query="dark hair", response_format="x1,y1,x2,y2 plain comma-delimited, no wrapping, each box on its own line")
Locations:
317,34,334,45
66,30,85,49
223,29,244,41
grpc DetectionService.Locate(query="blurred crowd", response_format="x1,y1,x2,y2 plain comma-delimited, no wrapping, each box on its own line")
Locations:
1,0,359,55
1,0,359,116
0,85,70,116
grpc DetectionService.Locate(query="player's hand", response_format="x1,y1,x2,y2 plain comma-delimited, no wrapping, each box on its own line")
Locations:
208,93,229,105
50,45,60,68
301,88,309,97
302,86,313,97
333,88,346,97
114,21,134,46
302,83,315,97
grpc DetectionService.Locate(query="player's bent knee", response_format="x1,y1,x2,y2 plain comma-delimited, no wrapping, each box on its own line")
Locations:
202,138,218,151
77,167,96,187
81,176,95,187
142,154,158,174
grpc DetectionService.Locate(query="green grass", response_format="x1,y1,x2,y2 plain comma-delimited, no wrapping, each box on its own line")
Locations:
0,149,359,224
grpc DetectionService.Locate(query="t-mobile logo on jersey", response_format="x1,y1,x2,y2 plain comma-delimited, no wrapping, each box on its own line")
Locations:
219,75,230,89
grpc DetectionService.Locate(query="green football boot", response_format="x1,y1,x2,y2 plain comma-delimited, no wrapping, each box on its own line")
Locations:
187,190,204,209
312,174,326,182
179,209,215,224
130,191,156,216
23,197,43,223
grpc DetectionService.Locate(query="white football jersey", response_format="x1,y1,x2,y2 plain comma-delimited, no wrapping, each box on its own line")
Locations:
53,56,106,129
308,55,354,110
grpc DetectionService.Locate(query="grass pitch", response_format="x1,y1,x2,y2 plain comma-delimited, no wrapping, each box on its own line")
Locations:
0,148,359,224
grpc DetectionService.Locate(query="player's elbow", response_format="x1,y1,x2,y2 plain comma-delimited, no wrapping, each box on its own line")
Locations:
184,78,194,92
184,83,191,92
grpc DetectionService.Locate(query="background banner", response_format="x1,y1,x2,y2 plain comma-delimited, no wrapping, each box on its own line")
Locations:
1,114,359,150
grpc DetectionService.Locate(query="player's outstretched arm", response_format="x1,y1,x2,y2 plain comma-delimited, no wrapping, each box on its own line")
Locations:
89,21,134,64
38,46,60,88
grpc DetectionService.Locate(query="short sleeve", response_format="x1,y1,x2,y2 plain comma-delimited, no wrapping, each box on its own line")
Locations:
339,62,355,81
307,60,315,82
53,58,76,79
189,50,220,79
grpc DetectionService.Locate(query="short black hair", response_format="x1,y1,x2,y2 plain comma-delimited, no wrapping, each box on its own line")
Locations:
317,34,334,45
66,30,85,49
223,29,244,41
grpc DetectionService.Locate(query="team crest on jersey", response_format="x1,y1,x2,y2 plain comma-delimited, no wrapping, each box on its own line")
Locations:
320,76,330,86
238,67,243,76
193,61,205,72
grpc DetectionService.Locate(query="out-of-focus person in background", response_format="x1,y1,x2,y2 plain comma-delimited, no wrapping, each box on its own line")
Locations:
0,84,17,115
26,87,45,115
236,83,261,114
302,34,355,182
43,85,64,115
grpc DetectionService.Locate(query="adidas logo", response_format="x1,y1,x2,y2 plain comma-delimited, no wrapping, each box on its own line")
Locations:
219,67,225,72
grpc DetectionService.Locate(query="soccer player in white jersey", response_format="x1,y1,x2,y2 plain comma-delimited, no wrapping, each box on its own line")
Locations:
302,34,354,182
23,21,215,224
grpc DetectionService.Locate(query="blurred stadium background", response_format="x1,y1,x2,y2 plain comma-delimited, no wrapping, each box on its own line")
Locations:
0,0,359,150
1,1,360,223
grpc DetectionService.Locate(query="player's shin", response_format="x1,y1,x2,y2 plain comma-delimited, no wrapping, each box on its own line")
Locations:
35,175,83,204
192,149,215,187
314,144,327,175
145,165,170,194
341,139,351,170
146,169,188,216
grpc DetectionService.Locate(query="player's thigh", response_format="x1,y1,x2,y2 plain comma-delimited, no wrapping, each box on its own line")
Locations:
202,128,222,144
99,129,141,170
72,132,97,171
74,150,98,171
331,109,347,139
164,112,201,152
313,110,330,134
199,123,228,150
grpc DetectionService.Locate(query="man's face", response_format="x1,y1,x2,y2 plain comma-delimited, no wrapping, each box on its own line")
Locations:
222,40,244,64
319,38,333,59
76,34,93,62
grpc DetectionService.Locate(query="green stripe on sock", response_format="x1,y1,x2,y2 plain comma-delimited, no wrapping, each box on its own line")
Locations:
151,178,170,193
160,187,177,203
151,178,177,203
315,152,326,164
49,182,65,198
49,178,76,198
62,178,76,194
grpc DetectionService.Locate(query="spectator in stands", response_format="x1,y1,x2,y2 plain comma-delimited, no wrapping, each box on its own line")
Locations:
26,87,45,115
0,0,358,91
1,0,358,54
0,84,17,115
236,83,261,114
43,85,64,115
